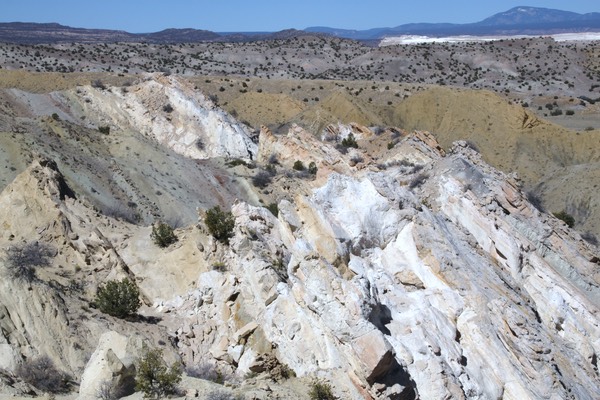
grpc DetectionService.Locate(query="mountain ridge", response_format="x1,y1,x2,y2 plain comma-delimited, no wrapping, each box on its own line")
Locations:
0,22,328,44
0,6,599,44
306,6,600,39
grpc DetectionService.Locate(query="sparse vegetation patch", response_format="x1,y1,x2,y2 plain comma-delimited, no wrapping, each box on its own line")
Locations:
526,191,545,212
553,210,575,228
16,356,71,394
135,345,182,399
409,173,428,189
309,380,336,400
151,222,178,248
94,278,141,319
4,241,55,283
252,170,273,188
341,133,358,148
205,206,235,244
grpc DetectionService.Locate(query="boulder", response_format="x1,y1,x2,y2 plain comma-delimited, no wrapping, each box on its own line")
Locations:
78,331,140,400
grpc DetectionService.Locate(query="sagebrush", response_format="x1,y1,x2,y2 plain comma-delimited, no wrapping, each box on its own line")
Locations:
4,241,55,283
309,379,336,400
16,356,70,394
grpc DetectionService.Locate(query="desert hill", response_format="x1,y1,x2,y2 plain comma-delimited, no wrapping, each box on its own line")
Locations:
227,92,306,129
0,73,258,227
0,70,598,240
393,87,600,236
0,78,598,398
1,14,600,398
188,75,600,238
2,35,600,102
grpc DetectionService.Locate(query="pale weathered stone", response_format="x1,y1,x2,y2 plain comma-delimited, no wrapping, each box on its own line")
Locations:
0,94,599,400
79,331,138,400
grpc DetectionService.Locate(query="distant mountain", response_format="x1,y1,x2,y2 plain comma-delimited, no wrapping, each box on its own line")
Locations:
304,24,460,40
144,28,220,42
0,22,137,43
1,7,599,44
478,7,584,26
0,22,329,44
307,6,600,39
222,29,330,42
303,26,391,40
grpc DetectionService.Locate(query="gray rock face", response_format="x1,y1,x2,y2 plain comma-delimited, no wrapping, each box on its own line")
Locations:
72,74,258,161
78,331,138,400
156,133,599,399
0,99,598,398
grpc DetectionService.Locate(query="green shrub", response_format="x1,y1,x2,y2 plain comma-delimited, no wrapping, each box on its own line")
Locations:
308,161,318,175
98,126,110,135
212,262,227,272
341,133,358,148
308,380,336,400
151,222,177,248
267,202,279,216
293,160,305,171
553,210,575,228
226,158,249,168
51,113,60,121
135,345,181,399
95,278,141,319
205,206,235,244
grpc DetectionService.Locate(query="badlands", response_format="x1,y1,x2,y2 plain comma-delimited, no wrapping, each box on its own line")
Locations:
0,32,598,400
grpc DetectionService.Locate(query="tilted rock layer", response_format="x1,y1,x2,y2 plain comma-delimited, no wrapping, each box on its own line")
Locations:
157,129,599,399
0,95,598,399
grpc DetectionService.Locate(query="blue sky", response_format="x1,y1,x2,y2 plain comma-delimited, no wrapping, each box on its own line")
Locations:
2,1,597,32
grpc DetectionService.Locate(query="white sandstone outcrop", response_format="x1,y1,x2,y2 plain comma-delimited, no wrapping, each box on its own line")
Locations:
69,74,257,160
0,87,598,399
78,331,138,400
159,130,599,399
